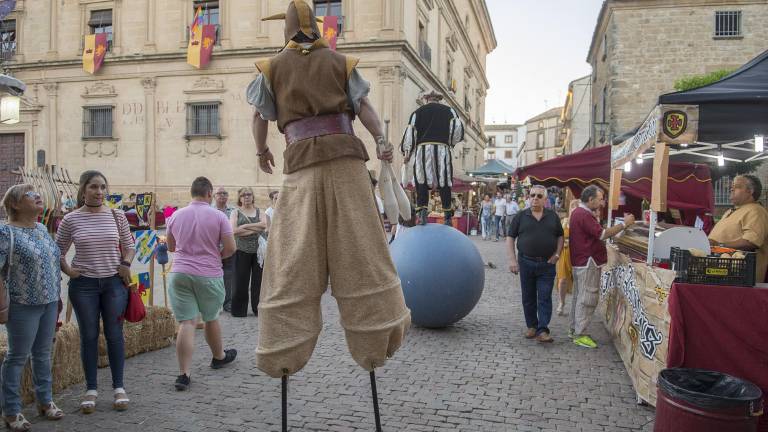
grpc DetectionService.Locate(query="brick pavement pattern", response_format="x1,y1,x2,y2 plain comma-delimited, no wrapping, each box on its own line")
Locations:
28,237,655,431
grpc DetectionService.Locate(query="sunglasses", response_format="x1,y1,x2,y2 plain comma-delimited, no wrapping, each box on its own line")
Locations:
24,191,41,200
530,193,544,199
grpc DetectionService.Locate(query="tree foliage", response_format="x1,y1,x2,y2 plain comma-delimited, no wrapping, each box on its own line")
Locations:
673,69,734,92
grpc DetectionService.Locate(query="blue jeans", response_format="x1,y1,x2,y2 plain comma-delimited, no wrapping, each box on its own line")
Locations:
518,256,556,334
494,215,505,239
1,301,58,415
481,215,492,238
69,275,128,390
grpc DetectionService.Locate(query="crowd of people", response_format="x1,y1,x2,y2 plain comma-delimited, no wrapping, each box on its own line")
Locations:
0,172,272,430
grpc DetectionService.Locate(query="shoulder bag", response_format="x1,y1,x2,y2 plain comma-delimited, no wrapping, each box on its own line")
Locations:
111,210,145,323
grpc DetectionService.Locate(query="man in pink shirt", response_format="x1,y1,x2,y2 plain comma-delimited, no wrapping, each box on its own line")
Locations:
166,177,237,390
569,185,634,349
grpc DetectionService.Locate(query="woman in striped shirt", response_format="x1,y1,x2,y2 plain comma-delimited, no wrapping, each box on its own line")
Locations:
56,170,135,414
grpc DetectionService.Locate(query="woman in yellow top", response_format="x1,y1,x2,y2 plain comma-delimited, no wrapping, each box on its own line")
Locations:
556,200,579,315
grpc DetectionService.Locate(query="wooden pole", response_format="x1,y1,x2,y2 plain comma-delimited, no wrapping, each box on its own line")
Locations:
647,142,670,264
148,192,156,306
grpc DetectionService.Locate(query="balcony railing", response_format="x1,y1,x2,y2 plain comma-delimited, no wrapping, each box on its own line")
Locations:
418,39,431,65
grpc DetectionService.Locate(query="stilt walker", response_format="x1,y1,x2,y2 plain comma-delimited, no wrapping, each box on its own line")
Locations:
247,2,411,430
400,90,464,225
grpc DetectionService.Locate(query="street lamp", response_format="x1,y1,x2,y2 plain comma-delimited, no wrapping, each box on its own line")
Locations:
0,95,20,124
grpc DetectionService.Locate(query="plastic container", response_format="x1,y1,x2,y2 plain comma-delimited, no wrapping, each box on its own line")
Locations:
670,247,756,287
655,368,764,432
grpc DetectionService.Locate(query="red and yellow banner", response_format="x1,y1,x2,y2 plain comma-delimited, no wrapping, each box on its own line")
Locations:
83,33,108,74
318,15,339,50
187,24,216,69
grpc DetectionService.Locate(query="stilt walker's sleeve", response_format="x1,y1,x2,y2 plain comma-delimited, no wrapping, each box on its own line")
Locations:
400,112,417,159
246,60,278,121
448,107,464,147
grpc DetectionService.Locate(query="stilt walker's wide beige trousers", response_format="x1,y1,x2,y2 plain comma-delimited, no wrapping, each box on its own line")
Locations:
256,157,411,378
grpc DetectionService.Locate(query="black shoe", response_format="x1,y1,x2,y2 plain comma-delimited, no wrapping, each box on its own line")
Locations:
443,217,452,226
175,374,190,391
211,349,237,369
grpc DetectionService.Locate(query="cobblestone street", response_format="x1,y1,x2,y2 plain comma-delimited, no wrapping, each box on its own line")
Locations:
30,237,655,431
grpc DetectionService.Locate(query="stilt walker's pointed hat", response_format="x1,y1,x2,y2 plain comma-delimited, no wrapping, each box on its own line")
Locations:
263,0,324,44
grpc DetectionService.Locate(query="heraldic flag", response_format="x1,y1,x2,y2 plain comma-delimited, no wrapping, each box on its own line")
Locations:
187,7,216,69
82,33,108,74
317,15,339,51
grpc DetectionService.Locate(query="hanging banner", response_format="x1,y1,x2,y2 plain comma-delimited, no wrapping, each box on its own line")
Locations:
318,15,339,50
131,272,151,306
106,194,123,210
82,33,108,74
611,105,699,168
187,24,216,68
135,193,152,223
134,229,158,264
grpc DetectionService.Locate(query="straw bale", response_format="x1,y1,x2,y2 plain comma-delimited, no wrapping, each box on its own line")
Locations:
0,307,175,404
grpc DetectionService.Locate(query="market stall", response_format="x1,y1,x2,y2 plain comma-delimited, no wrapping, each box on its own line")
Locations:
407,176,477,234
598,49,768,426
514,145,714,227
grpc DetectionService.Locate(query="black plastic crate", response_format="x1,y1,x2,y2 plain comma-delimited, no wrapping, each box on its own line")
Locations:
670,247,756,287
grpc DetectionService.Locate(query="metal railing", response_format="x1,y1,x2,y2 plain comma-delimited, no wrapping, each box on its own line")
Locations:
82,106,113,139
186,102,220,137
714,11,741,37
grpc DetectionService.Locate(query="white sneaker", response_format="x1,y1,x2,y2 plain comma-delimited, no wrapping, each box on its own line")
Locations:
556,303,565,316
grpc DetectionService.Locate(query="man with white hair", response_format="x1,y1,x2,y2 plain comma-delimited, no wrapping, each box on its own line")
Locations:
506,185,564,343
401,89,464,225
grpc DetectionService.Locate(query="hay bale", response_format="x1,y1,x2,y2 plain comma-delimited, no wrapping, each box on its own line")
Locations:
98,306,176,367
0,307,175,404
0,322,84,405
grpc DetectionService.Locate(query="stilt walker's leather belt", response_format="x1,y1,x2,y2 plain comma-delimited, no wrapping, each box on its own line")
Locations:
284,113,355,145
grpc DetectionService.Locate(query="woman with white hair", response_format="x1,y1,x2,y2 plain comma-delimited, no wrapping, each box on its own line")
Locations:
0,184,64,431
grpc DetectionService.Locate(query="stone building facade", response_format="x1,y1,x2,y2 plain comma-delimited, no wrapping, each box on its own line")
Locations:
483,123,521,169
518,107,563,168
560,75,592,154
587,0,768,147
0,0,495,206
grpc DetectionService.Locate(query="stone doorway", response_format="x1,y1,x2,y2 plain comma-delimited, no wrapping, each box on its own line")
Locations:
0,133,24,219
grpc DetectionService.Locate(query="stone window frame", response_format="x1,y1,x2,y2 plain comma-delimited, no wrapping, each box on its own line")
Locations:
82,104,116,140
180,0,230,49
0,16,18,61
185,100,222,139
78,1,119,55
713,10,743,39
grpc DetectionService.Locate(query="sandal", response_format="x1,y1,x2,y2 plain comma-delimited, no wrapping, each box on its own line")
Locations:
4,414,31,432
37,401,65,420
81,390,97,414
113,388,129,411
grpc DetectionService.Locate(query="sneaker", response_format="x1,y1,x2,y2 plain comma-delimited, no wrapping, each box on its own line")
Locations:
573,335,598,349
174,374,190,391
211,349,238,369
536,331,554,343
524,328,536,339
567,328,574,338
556,303,564,316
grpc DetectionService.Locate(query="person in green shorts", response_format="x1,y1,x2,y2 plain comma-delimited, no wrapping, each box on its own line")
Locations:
166,177,238,390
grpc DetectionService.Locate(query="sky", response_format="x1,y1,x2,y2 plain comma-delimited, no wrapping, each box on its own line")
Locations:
484,0,604,125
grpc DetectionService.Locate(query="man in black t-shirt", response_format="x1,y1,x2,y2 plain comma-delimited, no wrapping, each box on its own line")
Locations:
400,90,464,225
506,185,564,343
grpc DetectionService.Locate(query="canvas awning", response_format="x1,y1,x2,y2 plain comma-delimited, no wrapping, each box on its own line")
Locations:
516,146,713,214
467,159,515,177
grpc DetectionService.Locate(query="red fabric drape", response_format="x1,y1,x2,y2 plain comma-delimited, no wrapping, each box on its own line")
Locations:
668,283,768,431
515,146,714,226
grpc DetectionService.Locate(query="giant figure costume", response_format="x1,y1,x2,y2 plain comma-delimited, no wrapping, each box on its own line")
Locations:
246,2,411,427
401,93,464,224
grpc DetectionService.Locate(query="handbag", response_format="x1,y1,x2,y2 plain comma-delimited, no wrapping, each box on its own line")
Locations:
0,226,14,324
111,210,145,323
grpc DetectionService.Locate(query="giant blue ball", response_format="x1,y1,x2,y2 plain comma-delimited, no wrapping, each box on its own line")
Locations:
390,223,485,328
